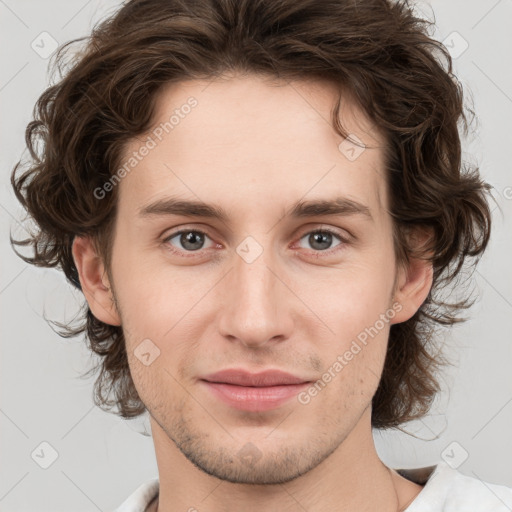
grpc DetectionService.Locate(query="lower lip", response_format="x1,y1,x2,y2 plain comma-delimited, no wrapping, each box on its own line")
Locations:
201,381,310,412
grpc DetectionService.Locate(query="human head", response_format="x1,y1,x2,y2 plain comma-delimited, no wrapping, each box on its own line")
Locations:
11,0,491,442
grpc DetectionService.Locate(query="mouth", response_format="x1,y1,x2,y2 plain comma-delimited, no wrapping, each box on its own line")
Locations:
200,369,312,412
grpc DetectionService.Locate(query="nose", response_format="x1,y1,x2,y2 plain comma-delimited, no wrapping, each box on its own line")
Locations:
217,245,294,349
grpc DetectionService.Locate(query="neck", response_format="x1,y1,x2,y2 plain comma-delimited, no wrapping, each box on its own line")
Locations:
148,408,423,512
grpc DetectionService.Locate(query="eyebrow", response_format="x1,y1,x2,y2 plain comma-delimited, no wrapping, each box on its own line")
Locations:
138,196,372,222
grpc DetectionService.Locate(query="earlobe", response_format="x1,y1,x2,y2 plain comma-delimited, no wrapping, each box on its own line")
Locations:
390,256,433,325
71,236,121,326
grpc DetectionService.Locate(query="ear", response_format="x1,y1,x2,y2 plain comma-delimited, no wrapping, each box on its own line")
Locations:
390,229,434,325
71,236,121,326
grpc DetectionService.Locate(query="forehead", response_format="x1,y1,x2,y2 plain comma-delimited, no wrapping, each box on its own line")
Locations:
117,73,388,219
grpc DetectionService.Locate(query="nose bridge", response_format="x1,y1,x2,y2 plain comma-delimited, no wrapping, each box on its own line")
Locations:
218,235,292,348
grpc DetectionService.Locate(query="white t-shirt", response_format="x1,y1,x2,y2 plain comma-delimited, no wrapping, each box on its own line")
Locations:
112,460,512,511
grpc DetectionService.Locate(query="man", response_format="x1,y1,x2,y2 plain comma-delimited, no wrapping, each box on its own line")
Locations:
10,0,511,511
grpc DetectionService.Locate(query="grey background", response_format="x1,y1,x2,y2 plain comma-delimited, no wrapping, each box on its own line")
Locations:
1,0,511,510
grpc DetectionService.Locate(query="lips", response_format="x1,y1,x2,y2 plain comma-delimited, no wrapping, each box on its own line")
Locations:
201,369,309,387
200,369,312,412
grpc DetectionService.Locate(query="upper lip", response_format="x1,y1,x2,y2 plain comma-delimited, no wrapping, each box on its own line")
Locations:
201,369,311,387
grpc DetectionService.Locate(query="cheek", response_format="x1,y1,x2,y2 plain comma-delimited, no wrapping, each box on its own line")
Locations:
309,264,395,339
302,257,395,392
109,246,188,336
300,300,392,415
297,330,388,426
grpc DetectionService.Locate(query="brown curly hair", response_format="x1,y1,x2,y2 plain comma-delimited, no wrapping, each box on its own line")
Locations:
11,0,492,429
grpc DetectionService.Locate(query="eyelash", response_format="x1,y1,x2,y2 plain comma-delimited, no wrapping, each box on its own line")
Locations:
162,227,349,258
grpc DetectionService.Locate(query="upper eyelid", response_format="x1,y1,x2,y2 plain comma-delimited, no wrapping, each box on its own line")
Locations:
162,224,349,239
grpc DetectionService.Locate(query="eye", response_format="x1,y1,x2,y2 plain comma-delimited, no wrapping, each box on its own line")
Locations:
162,226,348,258
296,228,345,253
163,229,216,253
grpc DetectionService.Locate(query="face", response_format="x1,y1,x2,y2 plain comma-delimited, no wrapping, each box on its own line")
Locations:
80,73,414,485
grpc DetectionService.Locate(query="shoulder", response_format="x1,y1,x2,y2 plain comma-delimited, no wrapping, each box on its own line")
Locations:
399,461,512,512
112,478,159,512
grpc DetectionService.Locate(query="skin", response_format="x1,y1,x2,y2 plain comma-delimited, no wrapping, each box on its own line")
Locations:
73,73,433,511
